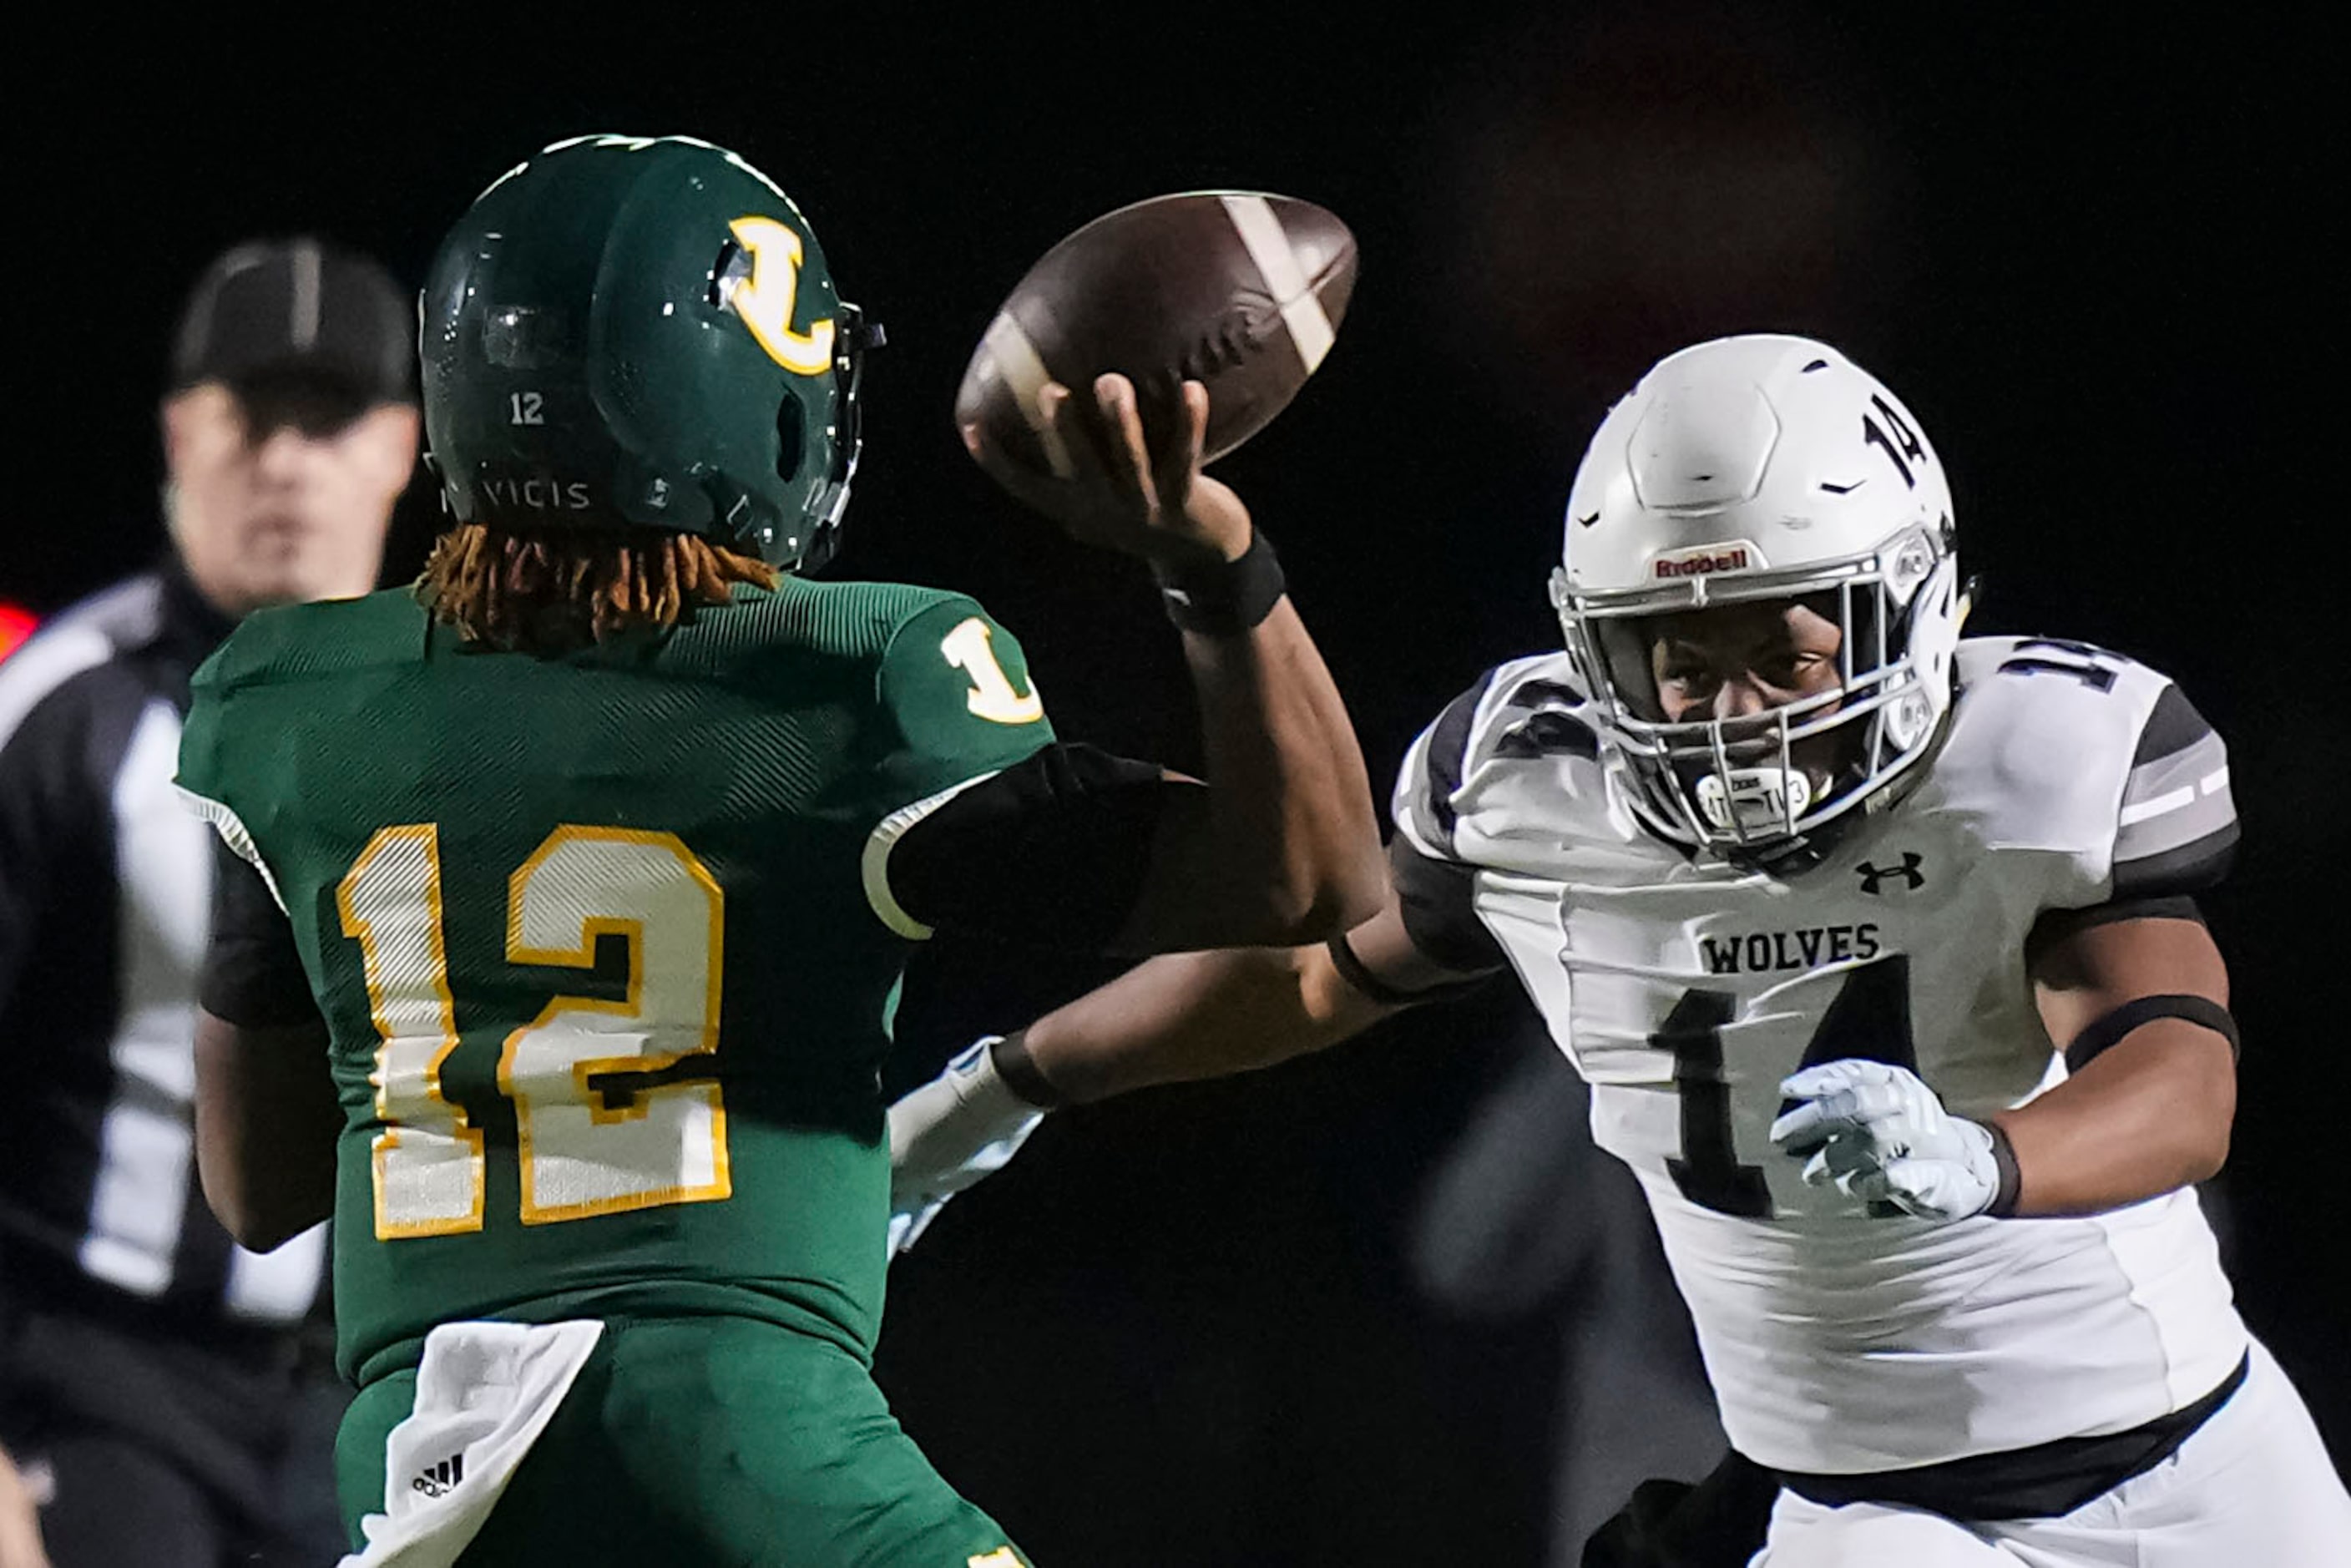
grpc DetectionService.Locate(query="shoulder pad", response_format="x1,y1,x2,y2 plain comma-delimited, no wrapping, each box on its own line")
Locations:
765,577,977,658
1939,636,2236,901
1393,654,1615,863
194,590,424,694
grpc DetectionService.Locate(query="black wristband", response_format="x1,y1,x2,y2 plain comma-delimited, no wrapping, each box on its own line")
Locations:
2063,994,2240,1075
1982,1120,2023,1218
1153,527,1285,635
989,1029,1065,1109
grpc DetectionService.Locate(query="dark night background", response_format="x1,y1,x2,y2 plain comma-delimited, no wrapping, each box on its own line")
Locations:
5,8,2338,1562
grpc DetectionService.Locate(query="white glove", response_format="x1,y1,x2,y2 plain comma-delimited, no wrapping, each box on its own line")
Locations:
886,1036,1049,1257
1769,1060,2005,1222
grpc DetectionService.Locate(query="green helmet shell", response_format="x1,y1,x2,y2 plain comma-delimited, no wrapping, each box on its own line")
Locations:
421,134,873,569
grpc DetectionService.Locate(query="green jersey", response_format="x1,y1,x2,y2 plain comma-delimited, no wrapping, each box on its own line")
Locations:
176,579,1054,1383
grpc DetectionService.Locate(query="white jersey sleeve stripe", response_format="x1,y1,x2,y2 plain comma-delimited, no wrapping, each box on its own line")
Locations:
2118,787,2194,827
861,770,1007,939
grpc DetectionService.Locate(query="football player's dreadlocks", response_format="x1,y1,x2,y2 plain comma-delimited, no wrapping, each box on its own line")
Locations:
417,523,777,652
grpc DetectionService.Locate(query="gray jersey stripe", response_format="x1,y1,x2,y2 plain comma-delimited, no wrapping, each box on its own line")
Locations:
2116,792,2237,861
2116,731,2235,863
2116,791,2235,862
2121,728,2226,808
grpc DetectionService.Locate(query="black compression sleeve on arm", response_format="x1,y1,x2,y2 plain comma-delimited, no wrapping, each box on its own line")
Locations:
886,743,1186,944
199,840,320,1027
2023,894,2203,970
1389,837,1507,973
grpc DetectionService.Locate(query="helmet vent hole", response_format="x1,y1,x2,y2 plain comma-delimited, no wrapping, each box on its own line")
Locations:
711,239,753,312
1802,358,1829,372
775,403,804,484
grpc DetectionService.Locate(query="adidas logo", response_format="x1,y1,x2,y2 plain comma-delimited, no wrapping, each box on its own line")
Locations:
411,1452,465,1499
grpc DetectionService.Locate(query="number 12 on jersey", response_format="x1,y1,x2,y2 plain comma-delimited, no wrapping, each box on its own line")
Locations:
337,824,732,1241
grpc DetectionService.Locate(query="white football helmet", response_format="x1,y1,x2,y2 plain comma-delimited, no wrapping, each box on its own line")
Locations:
1548,334,1964,856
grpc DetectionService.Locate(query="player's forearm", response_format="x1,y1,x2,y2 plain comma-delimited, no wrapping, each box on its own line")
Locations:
1990,1021,2235,1216
197,1134,335,1253
193,1012,339,1251
1021,941,1383,1105
1170,596,1386,940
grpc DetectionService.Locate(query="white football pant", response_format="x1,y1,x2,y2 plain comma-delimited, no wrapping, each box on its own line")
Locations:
1751,1339,2349,1567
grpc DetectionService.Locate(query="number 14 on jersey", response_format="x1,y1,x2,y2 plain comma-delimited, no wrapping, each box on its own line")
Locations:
1661,955,1918,1219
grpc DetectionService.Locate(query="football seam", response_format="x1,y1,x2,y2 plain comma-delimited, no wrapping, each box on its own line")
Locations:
979,311,1078,479
1217,195,1337,374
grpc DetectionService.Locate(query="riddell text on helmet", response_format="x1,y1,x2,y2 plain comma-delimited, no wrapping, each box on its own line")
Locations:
1652,547,1752,578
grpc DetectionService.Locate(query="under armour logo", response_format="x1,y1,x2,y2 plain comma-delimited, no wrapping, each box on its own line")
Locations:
1855,853,1924,894
411,1452,465,1499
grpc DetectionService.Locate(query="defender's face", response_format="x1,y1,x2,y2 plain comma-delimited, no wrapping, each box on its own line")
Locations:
1636,596,1858,811
1647,599,1846,724
164,380,417,618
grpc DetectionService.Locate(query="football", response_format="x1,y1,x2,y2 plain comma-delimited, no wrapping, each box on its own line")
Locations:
955,190,1357,488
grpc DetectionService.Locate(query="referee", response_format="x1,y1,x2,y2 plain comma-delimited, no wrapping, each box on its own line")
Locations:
1,239,417,1567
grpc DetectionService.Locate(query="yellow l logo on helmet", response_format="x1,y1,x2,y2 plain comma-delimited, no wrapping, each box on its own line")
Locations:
726,215,835,376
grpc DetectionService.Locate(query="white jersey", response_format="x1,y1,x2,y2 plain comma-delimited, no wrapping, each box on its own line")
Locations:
1391,635,2247,1475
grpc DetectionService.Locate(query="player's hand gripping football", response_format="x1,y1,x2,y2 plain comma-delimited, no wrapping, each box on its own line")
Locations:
963,372,1253,569
885,1037,1048,1257
1769,1060,2003,1222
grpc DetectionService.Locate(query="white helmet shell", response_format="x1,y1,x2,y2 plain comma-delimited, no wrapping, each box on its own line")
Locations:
1549,334,1964,856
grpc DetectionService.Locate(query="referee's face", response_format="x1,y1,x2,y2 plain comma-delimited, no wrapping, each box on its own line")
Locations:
162,380,418,619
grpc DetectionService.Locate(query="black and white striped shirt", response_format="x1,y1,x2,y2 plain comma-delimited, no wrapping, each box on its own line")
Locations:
0,564,325,1349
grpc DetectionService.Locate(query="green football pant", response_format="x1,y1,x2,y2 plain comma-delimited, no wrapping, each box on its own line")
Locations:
336,1315,1029,1567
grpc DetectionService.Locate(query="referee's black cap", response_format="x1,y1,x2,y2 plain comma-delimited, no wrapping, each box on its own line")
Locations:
169,237,412,408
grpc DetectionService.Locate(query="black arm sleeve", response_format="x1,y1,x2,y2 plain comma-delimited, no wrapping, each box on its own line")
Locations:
886,742,1191,944
1389,836,1507,974
199,838,320,1027
2023,893,2204,972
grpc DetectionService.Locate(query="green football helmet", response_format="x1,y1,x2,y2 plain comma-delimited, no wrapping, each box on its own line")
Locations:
421,133,881,570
